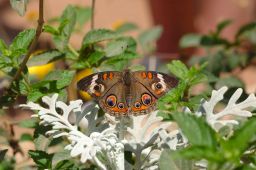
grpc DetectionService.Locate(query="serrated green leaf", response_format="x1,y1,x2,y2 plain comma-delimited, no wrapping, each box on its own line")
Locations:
59,5,76,37
10,0,29,16
54,5,76,50
18,118,38,128
82,29,122,47
167,60,189,79
10,29,36,53
105,39,128,57
75,6,91,27
20,133,33,141
45,70,75,89
159,149,195,170
138,26,162,52
28,150,53,169
43,25,59,35
221,117,256,159
27,50,64,66
179,34,202,48
216,20,232,35
115,22,138,33
27,88,45,102
173,112,217,148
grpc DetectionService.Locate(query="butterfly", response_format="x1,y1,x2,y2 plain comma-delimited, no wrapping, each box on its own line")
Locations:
77,70,178,116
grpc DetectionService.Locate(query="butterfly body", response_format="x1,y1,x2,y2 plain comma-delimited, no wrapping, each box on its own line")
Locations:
77,70,178,116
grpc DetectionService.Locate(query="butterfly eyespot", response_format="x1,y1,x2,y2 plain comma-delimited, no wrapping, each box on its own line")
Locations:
155,82,163,89
93,85,100,91
118,102,125,109
106,95,117,107
134,102,141,108
141,93,152,106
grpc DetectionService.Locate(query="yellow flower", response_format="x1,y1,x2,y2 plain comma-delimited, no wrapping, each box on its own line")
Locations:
28,63,55,80
112,20,125,30
25,10,38,21
28,50,55,79
74,69,93,101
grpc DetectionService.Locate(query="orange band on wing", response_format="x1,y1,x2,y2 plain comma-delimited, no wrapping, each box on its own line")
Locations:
103,73,108,80
148,72,153,79
141,72,147,79
109,72,113,79
94,92,101,97
132,105,148,112
110,106,128,113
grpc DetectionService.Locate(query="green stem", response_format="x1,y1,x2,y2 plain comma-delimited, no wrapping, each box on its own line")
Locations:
21,72,31,91
68,44,79,57
11,0,44,83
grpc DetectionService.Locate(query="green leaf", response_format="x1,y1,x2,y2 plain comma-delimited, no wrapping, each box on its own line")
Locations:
18,118,38,128
87,51,105,65
173,112,217,148
236,22,256,39
27,87,46,102
200,35,230,47
215,76,244,89
10,0,29,16
159,149,195,170
54,5,76,50
82,29,122,47
52,150,71,168
29,150,53,169
115,22,138,33
216,20,232,35
45,70,75,89
138,26,163,52
0,149,8,161
167,60,189,79
177,146,223,162
10,29,36,52
33,125,52,151
27,50,64,66
104,39,128,57
0,39,7,52
221,117,256,159
43,25,59,35
179,34,202,48
54,160,75,170
20,133,33,141
74,6,91,27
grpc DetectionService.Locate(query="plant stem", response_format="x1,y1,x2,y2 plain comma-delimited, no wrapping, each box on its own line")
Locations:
91,0,96,30
11,0,44,83
68,44,79,57
134,151,142,170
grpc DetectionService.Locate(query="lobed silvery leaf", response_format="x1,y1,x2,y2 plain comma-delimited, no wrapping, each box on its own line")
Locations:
196,86,256,131
20,94,124,170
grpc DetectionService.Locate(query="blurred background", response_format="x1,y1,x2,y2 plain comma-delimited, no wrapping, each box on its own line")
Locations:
1,0,256,54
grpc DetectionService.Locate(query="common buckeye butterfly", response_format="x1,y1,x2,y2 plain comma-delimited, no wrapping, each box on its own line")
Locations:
77,70,178,116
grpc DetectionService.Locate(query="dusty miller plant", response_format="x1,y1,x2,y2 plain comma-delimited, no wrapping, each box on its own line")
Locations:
20,86,256,169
